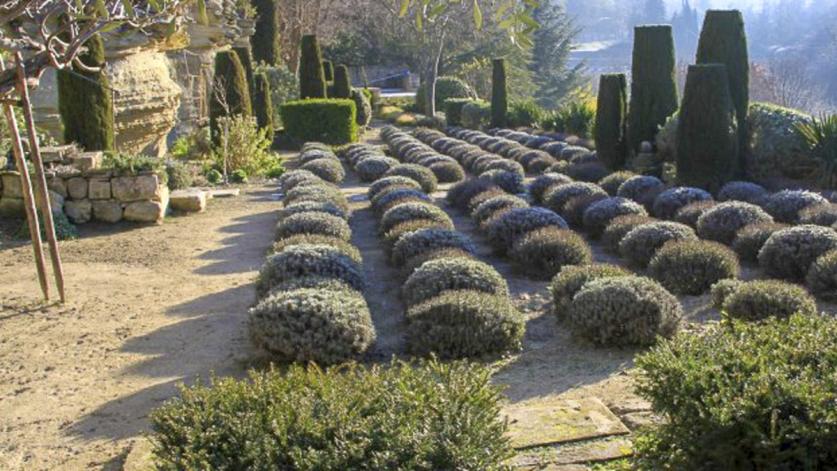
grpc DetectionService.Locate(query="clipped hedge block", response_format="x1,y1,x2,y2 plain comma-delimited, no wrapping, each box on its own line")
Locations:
280,99,357,145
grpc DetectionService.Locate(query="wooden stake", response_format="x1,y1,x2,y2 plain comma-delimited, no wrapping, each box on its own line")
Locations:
0,58,49,300
15,53,66,303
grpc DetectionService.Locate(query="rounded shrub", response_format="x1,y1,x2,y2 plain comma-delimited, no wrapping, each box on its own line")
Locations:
275,212,351,241
472,194,529,224
616,175,665,204
763,189,829,223
731,222,788,263
479,169,524,194
543,182,608,215
717,180,768,204
652,187,713,220
482,159,525,179
566,162,609,183
598,170,636,196
583,197,648,237
384,164,438,193
696,201,774,245
710,278,744,309
272,234,361,263
280,169,322,191
300,158,345,184
278,201,347,221
255,245,364,298
379,202,452,235
648,240,740,295
298,149,336,165
249,285,375,364
806,249,837,301
402,247,477,275
402,258,509,307
368,176,422,200
284,184,348,212
356,156,399,182
619,221,698,267
722,280,817,321
601,215,656,253
415,76,475,114
798,203,837,227
383,218,455,248
758,225,837,280
391,228,476,267
429,161,465,183
509,227,592,280
447,179,502,209
406,290,524,359
561,194,608,228
529,173,573,204
568,276,682,346
485,207,568,254
466,187,508,213
371,188,431,215
549,264,631,317
673,200,717,228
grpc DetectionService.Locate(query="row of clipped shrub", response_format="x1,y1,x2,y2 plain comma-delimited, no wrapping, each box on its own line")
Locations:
344,143,525,359
379,126,466,184
249,142,376,365
291,144,346,184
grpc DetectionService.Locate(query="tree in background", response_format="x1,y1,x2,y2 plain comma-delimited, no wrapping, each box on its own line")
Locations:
595,74,628,170
529,1,586,109
332,65,352,99
210,51,252,143
299,35,328,99
57,34,114,151
490,59,508,128
251,0,281,65
253,72,275,143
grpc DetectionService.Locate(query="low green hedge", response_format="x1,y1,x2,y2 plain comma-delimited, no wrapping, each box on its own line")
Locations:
280,99,357,145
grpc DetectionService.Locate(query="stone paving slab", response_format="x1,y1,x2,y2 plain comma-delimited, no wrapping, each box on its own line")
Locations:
511,436,633,468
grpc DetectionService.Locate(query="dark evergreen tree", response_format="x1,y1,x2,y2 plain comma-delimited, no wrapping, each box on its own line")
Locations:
490,59,508,128
250,0,280,65
595,74,628,170
627,25,678,155
323,60,334,82
57,34,114,151
332,65,352,99
529,2,586,108
210,50,252,141
676,64,738,193
253,71,275,143
233,46,255,90
299,35,327,99
696,10,749,170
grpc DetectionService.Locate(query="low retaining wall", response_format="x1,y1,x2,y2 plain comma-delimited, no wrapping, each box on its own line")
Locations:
0,169,169,224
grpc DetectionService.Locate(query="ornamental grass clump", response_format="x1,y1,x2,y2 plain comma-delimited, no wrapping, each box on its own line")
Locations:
249,286,375,364
356,156,399,182
583,197,648,237
272,234,361,263
391,229,476,267
367,176,422,200
717,180,768,204
275,212,351,241
485,207,568,254
510,227,592,280
758,224,837,280
568,276,682,346
300,158,345,184
806,249,837,301
601,215,656,253
255,244,364,298
633,314,837,469
696,201,773,245
529,173,574,204
472,194,530,225
732,222,788,262
620,221,697,267
277,201,347,221
763,189,829,223
543,182,608,216
402,258,509,307
648,240,740,295
652,187,714,220
379,202,452,236
673,200,717,228
550,264,631,317
722,280,817,321
406,290,524,359
384,164,438,193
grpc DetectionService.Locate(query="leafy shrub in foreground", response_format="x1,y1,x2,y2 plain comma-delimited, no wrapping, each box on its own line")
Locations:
384,164,438,193
249,286,375,364
406,290,524,359
758,225,837,280
275,212,351,241
509,227,592,280
806,249,837,301
696,201,773,245
391,228,476,267
150,359,514,470
722,280,818,321
272,234,361,263
648,240,739,295
550,264,631,317
569,276,682,346
763,189,829,223
255,244,364,298
619,221,697,267
402,258,509,307
633,314,837,470
485,207,568,254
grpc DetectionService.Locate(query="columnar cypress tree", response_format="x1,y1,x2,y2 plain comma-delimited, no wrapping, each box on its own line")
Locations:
490,58,508,128
627,25,678,155
253,71,275,143
210,50,252,141
696,10,749,169
676,64,738,193
250,0,280,65
323,60,334,82
595,73,628,170
233,46,255,90
332,65,352,99
57,34,114,151
299,35,327,99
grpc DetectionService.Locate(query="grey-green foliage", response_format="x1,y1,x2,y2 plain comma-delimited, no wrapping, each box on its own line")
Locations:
391,229,476,267
272,234,361,263
368,176,423,200
583,197,648,237
278,201,347,221
384,164,438,193
696,201,773,245
402,258,509,307
601,214,656,254
379,202,451,236
710,278,745,309
279,169,323,192
275,211,351,241
806,249,837,301
758,225,837,280
731,222,788,263
619,221,697,267
722,280,817,321
300,158,345,184
510,227,592,280
485,207,569,254
255,244,364,298
549,264,631,317
648,240,740,295
763,190,829,223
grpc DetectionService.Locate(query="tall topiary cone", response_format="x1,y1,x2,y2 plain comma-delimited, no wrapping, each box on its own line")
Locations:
299,35,327,99
210,50,252,142
233,46,255,90
57,34,114,151
332,65,352,99
676,64,738,193
696,10,749,171
251,0,280,65
627,25,678,156
595,73,628,170
253,71,275,143
490,58,508,128
322,60,334,82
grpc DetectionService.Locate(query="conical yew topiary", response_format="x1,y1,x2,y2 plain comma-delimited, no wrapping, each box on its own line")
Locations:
627,25,678,156
57,34,114,151
299,35,327,99
323,60,334,82
332,65,352,99
250,0,280,65
676,64,738,193
233,46,255,90
490,59,508,128
210,50,252,142
253,71,275,143
595,73,628,170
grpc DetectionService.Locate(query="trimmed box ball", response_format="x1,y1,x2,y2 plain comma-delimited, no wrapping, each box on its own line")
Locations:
799,203,837,227
284,183,349,212
568,276,682,346
485,207,568,254
731,222,788,263
429,161,466,183
356,156,399,182
280,169,323,192
278,201,348,221
616,175,665,205
383,218,455,249
479,169,525,194
300,158,346,184
648,240,740,295
549,264,631,317
619,221,697,267
255,244,365,299
275,211,352,241
544,182,608,216
402,258,509,307
583,197,648,237
696,201,773,245
598,171,636,196
406,290,524,359
509,227,592,280
758,225,837,280
722,280,817,321
561,194,609,228
447,179,502,209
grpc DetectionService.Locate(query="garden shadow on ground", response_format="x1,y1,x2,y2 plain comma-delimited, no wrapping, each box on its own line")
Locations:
195,209,277,276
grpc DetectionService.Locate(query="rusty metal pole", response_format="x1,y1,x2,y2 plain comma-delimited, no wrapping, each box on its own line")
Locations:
15,53,66,302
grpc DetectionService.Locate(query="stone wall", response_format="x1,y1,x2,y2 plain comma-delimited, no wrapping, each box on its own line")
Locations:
0,170,169,224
